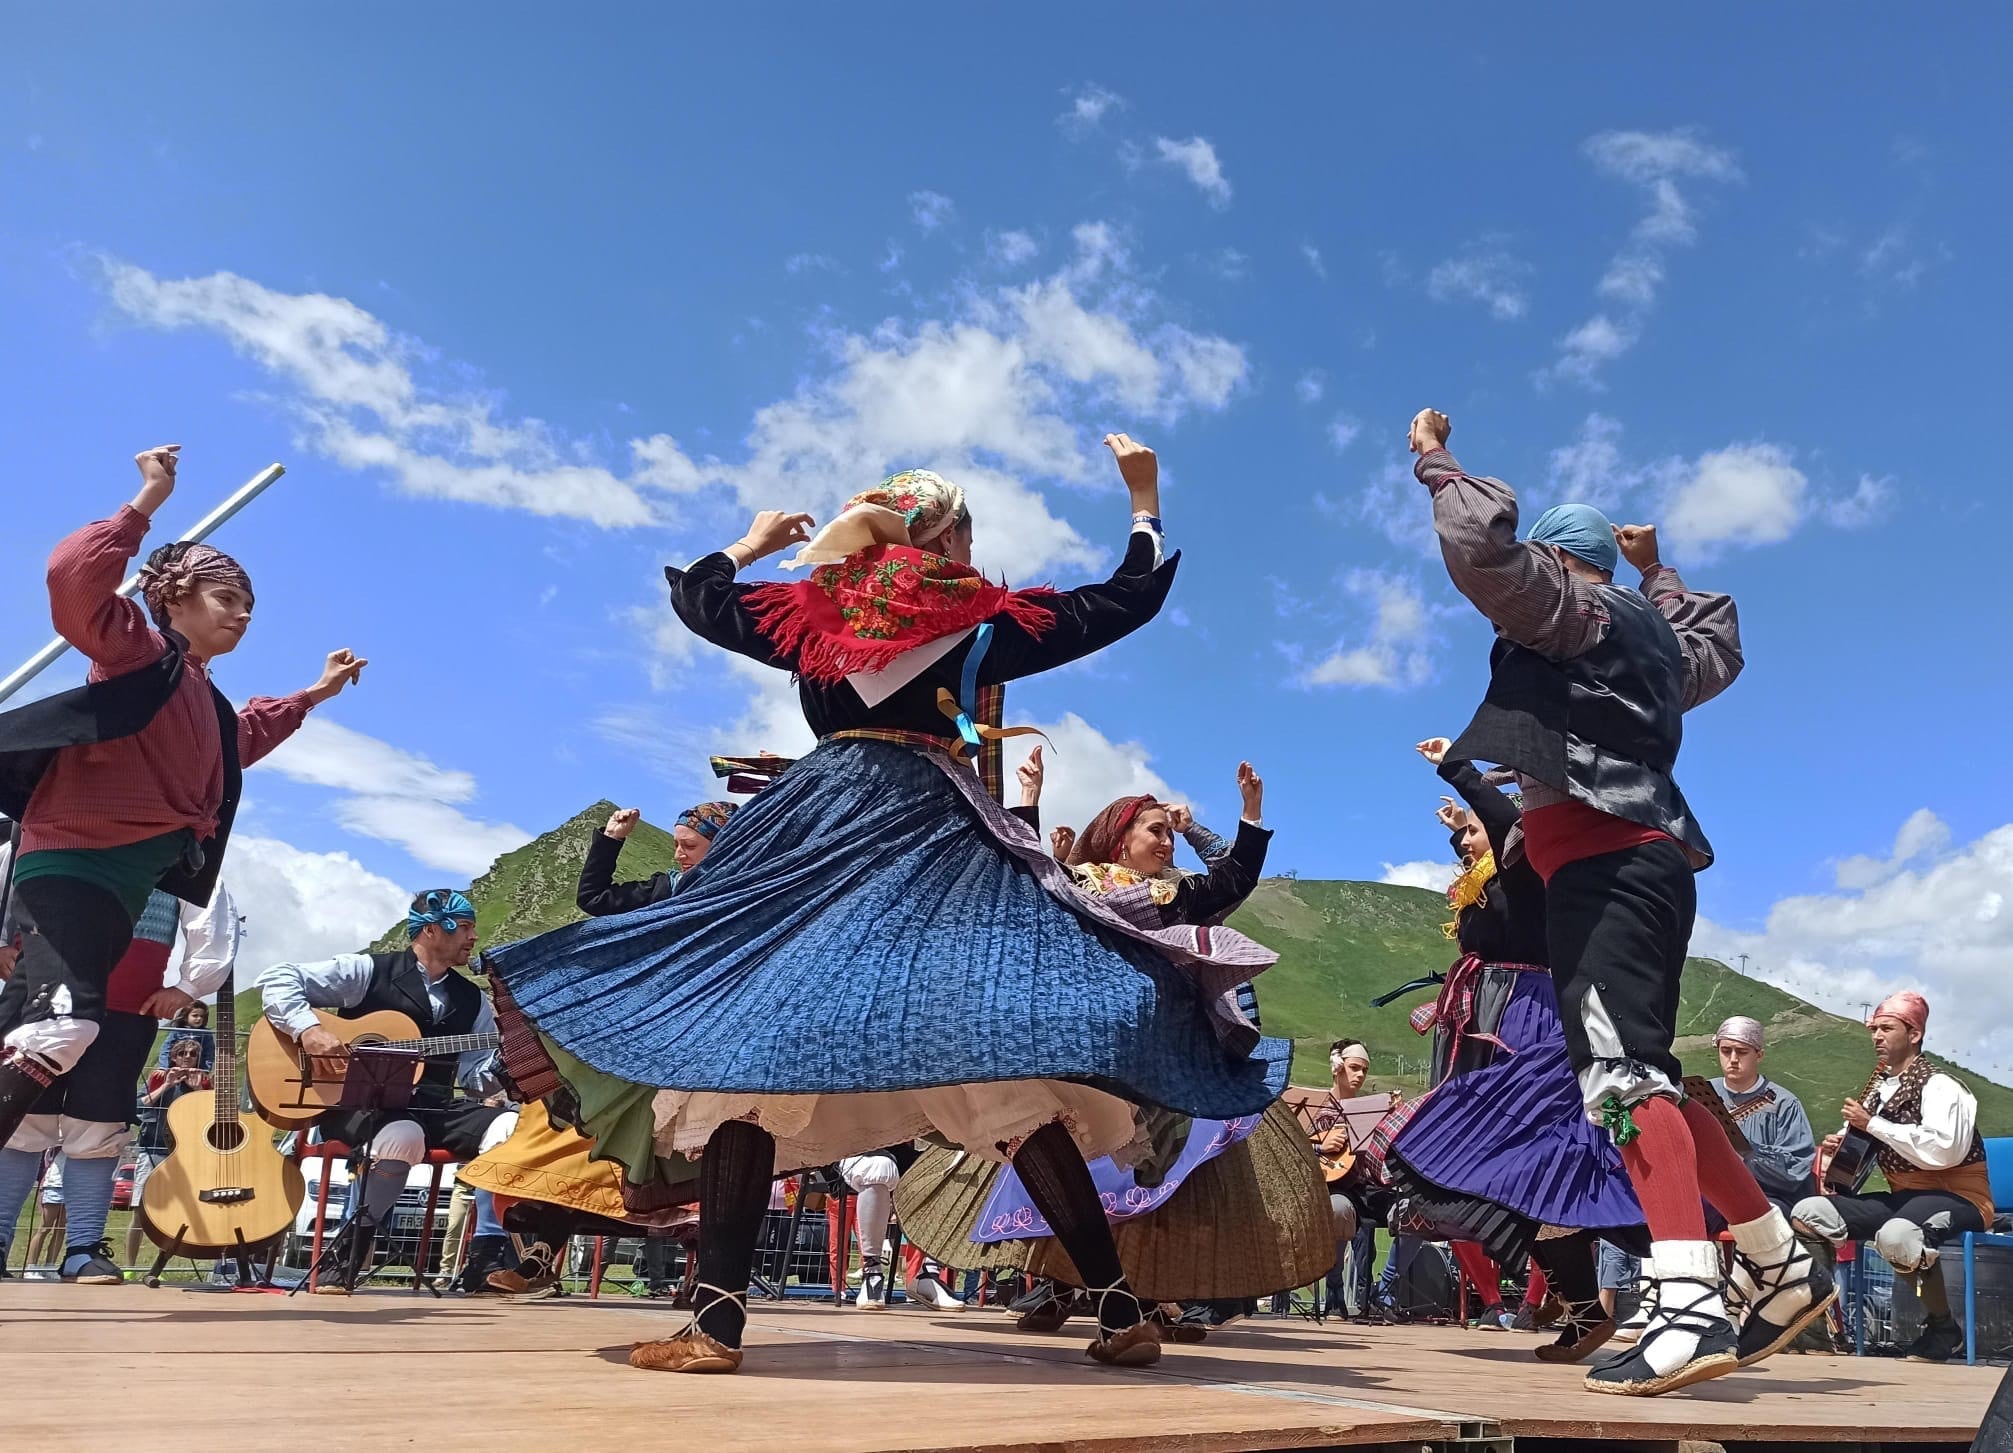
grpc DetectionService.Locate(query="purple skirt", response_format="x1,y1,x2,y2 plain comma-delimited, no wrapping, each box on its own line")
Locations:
1389,969,1641,1230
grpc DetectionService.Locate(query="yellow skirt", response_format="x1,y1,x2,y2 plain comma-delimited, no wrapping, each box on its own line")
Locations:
457,1109,633,1223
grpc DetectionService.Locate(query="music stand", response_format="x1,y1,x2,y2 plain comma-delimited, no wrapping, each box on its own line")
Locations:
291,1047,427,1296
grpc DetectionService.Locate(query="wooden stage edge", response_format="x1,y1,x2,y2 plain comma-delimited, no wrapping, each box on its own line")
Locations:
1,1283,2001,1452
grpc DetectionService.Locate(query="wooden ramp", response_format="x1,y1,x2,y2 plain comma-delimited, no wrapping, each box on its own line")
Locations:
1,1284,1999,1451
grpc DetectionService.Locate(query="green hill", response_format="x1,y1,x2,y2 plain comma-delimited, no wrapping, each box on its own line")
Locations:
1229,877,2013,1137
236,806,2012,1139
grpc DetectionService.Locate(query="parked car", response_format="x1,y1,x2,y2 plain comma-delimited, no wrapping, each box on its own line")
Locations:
112,1159,138,1210
277,1151,459,1282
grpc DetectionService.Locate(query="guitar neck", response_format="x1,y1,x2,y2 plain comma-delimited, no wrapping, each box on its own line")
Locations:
212,969,239,1127
372,1033,502,1058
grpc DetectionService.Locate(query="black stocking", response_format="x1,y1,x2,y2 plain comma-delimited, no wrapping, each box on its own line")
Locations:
1530,1231,1603,1326
692,1119,775,1347
1010,1122,1138,1336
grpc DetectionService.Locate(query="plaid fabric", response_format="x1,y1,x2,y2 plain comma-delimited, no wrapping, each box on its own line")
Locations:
1359,1096,1424,1181
485,961,562,1103
824,727,959,757
976,682,1006,805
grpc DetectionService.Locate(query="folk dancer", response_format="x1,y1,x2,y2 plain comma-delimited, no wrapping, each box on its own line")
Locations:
257,889,514,1294
1792,992,1994,1363
488,439,1290,1374
0,445,358,1154
1409,409,1827,1396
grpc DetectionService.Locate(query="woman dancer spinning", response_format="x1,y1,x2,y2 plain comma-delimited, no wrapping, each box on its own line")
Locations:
487,437,1289,1374
895,764,1330,1334
1378,737,1646,1363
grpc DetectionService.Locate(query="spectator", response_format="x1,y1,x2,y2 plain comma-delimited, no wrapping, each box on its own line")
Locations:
25,1152,67,1271
125,1038,213,1265
157,1001,215,1071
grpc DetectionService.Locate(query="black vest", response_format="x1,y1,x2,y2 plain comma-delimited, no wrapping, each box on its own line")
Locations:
341,950,485,1105
1449,585,1712,867
0,637,240,907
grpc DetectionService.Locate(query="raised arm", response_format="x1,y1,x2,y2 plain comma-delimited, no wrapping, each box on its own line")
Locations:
1434,756,1519,863
1613,524,1745,710
982,435,1178,681
577,812,673,916
665,510,817,668
1166,763,1269,923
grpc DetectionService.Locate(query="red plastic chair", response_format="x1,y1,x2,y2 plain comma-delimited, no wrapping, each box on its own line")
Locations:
296,1138,458,1294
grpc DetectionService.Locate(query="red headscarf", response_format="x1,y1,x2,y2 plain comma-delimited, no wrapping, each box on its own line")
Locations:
1068,794,1162,868
1870,990,1929,1037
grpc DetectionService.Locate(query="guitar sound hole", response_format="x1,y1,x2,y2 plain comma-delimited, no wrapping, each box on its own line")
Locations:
206,1122,247,1153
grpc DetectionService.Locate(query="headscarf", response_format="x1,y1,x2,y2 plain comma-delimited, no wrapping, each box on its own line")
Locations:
1330,1042,1369,1073
1068,795,1162,869
741,469,1058,685
1870,990,1929,1037
138,541,255,629
676,801,737,839
1527,503,1618,576
1714,1015,1766,1052
784,470,968,568
407,889,476,939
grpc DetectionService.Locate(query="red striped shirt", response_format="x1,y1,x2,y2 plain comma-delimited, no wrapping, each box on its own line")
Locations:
21,506,311,853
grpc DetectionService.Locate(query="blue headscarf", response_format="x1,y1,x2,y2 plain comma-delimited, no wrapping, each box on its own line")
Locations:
407,889,476,939
676,802,738,840
1527,503,1618,576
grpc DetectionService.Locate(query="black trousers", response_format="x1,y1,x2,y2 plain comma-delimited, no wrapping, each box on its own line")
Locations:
0,877,138,1037
1823,1188,1984,1245
321,1101,510,1161
1546,839,1696,1091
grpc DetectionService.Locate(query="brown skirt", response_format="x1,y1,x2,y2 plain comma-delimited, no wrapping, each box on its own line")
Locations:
892,1100,1331,1301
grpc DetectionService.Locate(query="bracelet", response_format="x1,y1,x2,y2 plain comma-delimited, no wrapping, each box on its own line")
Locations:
1131,513,1163,532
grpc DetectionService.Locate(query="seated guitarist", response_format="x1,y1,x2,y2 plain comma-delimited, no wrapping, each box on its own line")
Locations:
1791,991,1992,1363
1311,1039,1388,1318
1708,1017,1817,1213
257,889,515,1294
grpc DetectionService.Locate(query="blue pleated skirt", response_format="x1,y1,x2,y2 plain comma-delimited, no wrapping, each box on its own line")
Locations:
1389,969,1642,1229
487,738,1291,1168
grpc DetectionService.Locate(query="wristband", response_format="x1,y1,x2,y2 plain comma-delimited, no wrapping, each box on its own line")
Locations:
1131,513,1163,532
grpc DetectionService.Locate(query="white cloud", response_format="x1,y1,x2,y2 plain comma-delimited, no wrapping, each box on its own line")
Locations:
785,252,838,275
1380,859,1458,893
1542,128,1741,388
1152,136,1232,208
1300,243,1327,280
1295,371,1324,405
1662,442,1808,558
102,260,710,528
1060,83,1124,131
1859,223,1949,290
988,230,1039,267
1328,416,1362,454
1302,570,1432,690
224,834,411,970
1547,415,1890,561
1354,454,1440,557
623,599,698,689
254,717,529,876
1691,812,2013,1081
1207,247,1250,281
1427,242,1531,321
909,190,956,232
1014,712,1184,842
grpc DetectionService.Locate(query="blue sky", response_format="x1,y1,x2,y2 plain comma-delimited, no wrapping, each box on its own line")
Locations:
4,10,2010,1074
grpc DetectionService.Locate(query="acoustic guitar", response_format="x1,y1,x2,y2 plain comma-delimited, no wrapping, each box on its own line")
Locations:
1315,1092,1401,1184
138,971,306,1256
245,1008,500,1129
1822,1066,1888,1194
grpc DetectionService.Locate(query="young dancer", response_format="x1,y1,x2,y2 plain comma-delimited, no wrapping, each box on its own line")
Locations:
488,439,1289,1373
1409,409,1826,1396
0,445,361,1150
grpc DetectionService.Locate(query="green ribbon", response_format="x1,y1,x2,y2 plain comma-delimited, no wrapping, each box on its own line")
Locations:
1600,1094,1640,1147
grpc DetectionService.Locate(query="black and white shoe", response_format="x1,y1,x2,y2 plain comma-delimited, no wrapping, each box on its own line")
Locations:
1585,1244,1739,1398
855,1266,889,1310
59,1239,124,1285
905,1271,967,1311
1728,1212,1836,1367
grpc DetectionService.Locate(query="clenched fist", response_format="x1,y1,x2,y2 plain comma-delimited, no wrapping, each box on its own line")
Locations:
1611,523,1661,572
1407,409,1450,456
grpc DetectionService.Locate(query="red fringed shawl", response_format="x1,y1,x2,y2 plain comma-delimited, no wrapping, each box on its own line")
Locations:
743,544,1059,684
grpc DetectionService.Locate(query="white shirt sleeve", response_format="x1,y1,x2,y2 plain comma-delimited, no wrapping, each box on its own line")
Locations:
258,953,377,1039
165,880,240,1001
1868,1072,1980,1172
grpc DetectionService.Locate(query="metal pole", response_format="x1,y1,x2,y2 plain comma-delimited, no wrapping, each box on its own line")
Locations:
0,462,286,708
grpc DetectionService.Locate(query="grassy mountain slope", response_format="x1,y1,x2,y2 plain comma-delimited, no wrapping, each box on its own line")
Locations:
1228,877,2013,1136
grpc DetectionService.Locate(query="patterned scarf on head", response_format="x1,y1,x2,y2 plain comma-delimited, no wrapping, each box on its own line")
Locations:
741,470,1059,684
676,801,737,839
1065,794,1182,905
138,541,254,629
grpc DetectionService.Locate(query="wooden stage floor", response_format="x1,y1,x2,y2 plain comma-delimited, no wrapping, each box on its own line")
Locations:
2,1283,2000,1451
